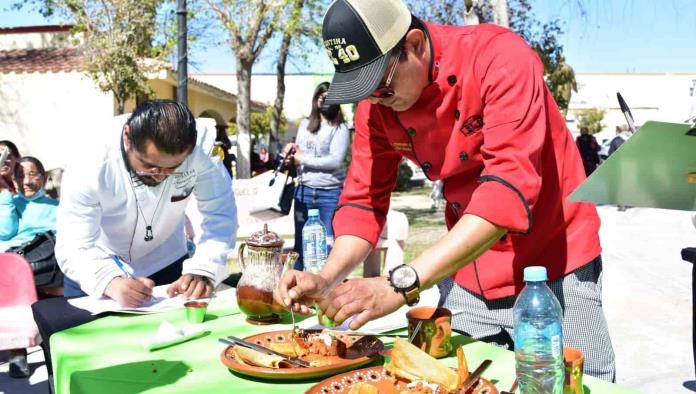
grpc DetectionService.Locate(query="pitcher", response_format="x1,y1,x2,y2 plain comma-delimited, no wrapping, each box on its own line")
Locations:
237,224,298,324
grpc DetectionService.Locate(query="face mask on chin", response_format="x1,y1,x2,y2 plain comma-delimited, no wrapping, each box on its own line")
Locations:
22,188,45,201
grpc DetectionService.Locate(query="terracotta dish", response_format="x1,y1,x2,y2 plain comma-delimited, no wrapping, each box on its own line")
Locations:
220,330,384,380
305,365,499,394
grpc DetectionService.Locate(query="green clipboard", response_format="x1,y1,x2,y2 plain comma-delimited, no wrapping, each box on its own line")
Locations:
569,120,696,211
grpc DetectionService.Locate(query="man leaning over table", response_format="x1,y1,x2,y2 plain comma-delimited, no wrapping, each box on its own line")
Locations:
278,0,616,382
32,100,238,389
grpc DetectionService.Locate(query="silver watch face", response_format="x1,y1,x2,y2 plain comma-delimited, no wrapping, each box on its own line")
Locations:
392,266,417,289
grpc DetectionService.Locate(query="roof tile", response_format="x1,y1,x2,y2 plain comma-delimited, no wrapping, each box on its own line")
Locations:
0,48,84,73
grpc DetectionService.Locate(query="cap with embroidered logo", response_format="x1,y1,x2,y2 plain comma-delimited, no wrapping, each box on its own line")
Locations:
322,0,411,105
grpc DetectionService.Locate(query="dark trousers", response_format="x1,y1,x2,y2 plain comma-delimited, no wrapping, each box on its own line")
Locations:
32,255,186,392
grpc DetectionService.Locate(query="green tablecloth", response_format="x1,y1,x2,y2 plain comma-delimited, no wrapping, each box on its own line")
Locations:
51,296,640,394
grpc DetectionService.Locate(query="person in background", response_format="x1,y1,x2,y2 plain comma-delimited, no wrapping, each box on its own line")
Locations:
284,82,350,271
0,140,21,195
1,156,59,251
1,156,59,378
609,125,633,211
575,126,601,176
251,146,274,176
215,127,234,179
608,124,632,156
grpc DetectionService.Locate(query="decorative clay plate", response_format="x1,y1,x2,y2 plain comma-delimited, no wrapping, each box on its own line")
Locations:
305,365,499,394
220,330,384,380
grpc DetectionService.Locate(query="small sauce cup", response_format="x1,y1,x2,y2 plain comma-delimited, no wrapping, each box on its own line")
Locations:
184,300,208,324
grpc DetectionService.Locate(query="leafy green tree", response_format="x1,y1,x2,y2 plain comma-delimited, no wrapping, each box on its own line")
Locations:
268,0,324,155
204,0,286,179
15,0,176,114
394,161,414,192
575,108,606,134
228,106,287,142
405,0,577,114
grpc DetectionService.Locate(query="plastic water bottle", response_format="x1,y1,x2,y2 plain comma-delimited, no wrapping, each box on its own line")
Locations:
513,266,565,394
302,209,327,274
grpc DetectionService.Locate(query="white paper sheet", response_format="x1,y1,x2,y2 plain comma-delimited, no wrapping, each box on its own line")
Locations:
68,284,184,315
144,321,208,351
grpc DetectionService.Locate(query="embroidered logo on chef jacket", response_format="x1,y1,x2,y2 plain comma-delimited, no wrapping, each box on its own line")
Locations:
171,170,196,202
461,115,484,135
391,142,413,152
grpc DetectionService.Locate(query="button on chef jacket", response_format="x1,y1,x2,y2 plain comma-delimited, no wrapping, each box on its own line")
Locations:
332,22,601,300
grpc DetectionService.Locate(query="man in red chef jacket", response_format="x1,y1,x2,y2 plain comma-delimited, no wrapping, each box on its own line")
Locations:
278,0,615,381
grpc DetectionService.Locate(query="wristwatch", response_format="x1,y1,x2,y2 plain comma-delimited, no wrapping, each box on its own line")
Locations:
388,264,421,306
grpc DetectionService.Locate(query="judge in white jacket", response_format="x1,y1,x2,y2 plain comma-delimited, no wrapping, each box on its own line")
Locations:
57,100,238,306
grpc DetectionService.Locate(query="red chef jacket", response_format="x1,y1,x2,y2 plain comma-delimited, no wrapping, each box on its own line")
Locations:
332,22,601,300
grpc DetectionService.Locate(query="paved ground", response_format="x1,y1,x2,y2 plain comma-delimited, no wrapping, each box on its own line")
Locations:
2,195,695,394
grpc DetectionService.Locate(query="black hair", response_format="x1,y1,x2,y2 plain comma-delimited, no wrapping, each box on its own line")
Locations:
307,82,344,133
393,15,426,63
14,156,46,181
125,100,197,155
0,140,21,159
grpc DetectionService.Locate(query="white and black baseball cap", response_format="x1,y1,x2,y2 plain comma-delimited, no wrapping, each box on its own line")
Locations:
322,0,411,104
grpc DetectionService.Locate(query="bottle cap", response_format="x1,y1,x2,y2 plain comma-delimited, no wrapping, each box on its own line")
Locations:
523,266,548,282
308,209,320,217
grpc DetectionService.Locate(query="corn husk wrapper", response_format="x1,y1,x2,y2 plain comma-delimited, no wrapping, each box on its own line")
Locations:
232,345,286,368
385,338,459,391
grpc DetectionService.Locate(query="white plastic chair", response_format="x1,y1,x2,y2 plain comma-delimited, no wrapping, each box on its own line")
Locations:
0,253,42,351
363,210,409,277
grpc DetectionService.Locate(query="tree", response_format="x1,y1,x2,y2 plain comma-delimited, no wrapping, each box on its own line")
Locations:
205,0,285,179
406,0,577,114
15,0,172,114
229,106,286,143
268,0,323,156
575,108,606,134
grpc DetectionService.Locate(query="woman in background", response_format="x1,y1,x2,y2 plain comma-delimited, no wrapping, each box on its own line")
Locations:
286,82,350,271
1,156,59,379
1,156,59,251
0,140,21,194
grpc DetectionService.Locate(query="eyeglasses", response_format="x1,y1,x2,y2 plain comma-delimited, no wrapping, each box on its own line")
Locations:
135,170,184,177
370,49,401,99
21,171,42,179
128,147,185,178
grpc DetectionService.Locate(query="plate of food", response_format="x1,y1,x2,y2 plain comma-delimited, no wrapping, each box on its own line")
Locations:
306,338,498,394
220,329,384,380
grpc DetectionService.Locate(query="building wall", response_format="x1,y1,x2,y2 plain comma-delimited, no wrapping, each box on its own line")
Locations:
188,88,236,125
0,70,114,170
191,73,341,122
0,30,79,50
568,73,696,142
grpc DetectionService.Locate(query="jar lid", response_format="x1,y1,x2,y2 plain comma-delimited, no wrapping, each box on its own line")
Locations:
247,224,284,247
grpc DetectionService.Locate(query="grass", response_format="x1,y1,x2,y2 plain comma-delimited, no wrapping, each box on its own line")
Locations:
229,185,447,278
346,186,448,276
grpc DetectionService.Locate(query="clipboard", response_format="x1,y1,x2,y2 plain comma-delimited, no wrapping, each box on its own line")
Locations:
569,120,696,211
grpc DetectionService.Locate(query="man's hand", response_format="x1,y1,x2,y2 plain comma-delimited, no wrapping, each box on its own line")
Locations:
274,269,330,315
316,277,405,331
167,274,213,299
0,176,11,193
104,276,155,308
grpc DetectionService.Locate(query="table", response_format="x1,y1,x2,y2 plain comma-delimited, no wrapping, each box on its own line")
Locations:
51,295,640,394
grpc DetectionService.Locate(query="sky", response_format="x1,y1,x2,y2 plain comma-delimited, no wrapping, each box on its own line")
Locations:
1,0,696,74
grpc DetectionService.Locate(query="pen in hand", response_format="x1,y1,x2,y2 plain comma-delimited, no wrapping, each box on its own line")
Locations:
111,255,135,278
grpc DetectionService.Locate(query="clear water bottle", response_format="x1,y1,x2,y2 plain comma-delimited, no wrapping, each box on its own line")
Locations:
302,209,327,274
513,266,565,394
